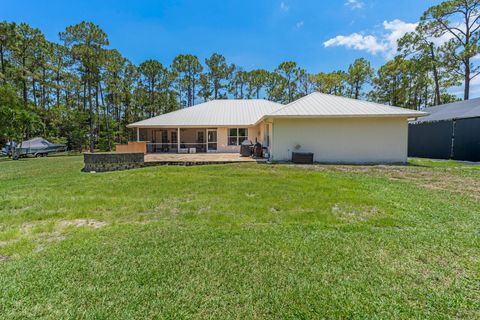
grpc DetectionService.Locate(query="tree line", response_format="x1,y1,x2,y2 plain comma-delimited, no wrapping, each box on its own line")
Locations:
1,0,478,152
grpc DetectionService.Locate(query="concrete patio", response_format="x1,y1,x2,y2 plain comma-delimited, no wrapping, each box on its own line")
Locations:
145,153,267,165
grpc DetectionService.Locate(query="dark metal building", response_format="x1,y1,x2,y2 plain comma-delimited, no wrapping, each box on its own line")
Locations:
408,98,480,162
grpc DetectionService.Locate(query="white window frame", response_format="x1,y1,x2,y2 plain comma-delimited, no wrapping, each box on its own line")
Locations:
227,128,248,146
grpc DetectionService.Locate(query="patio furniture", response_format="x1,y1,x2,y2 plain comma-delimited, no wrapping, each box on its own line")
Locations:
253,142,263,158
240,140,253,157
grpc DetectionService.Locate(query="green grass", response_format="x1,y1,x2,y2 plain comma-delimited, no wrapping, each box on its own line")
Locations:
0,156,479,319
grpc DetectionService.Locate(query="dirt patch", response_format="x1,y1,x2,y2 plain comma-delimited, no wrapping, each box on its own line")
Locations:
59,219,107,229
332,203,381,222
270,207,281,213
0,255,11,262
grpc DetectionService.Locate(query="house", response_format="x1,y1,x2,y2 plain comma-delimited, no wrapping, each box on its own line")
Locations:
127,92,426,164
409,98,480,162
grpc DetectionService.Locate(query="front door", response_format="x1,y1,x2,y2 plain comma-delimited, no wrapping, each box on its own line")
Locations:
207,129,217,152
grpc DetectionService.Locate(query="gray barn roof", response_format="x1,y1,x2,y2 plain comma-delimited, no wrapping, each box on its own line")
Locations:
415,98,480,123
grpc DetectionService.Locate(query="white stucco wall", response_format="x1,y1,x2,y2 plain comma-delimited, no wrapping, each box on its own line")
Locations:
217,125,263,153
270,117,409,164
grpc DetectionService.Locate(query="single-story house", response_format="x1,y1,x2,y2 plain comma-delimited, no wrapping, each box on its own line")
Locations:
127,92,427,164
409,98,480,162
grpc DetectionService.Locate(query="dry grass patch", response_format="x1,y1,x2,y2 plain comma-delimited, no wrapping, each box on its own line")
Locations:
331,203,381,222
59,218,107,229
296,163,480,199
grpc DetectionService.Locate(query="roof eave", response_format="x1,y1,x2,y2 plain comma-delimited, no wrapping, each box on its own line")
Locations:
264,113,428,119
126,123,259,129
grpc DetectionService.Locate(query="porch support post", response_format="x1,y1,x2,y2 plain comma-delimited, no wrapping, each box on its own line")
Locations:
136,127,140,142
177,128,180,153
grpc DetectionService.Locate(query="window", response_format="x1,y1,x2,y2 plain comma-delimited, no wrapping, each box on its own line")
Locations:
228,128,248,146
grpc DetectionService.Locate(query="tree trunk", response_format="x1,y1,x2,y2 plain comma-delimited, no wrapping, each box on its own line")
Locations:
0,44,5,83
56,71,60,108
95,83,100,149
464,59,470,100
88,75,94,153
214,79,219,99
32,79,37,107
354,82,360,100
22,57,27,106
41,67,47,109
192,78,196,106
83,80,87,112
429,43,441,105
99,83,111,151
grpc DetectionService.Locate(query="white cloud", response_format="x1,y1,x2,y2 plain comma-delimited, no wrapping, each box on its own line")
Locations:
345,0,364,10
280,1,289,12
323,19,417,59
324,33,386,55
296,21,304,29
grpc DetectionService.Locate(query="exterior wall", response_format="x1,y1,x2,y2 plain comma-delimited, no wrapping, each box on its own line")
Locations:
213,125,264,153
116,141,147,154
271,117,408,164
217,127,238,153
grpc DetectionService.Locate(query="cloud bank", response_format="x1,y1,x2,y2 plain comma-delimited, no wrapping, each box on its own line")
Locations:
324,19,418,59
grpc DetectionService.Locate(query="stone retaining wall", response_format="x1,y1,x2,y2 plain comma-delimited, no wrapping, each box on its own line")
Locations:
83,153,145,172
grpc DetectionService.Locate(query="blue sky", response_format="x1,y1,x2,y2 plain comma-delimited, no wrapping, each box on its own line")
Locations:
3,0,439,72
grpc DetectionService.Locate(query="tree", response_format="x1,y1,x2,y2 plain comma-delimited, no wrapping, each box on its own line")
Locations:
229,67,247,99
297,71,316,96
346,58,374,99
368,57,450,110
60,21,109,152
198,73,213,102
138,59,165,116
205,53,234,99
274,61,304,103
103,49,127,149
0,21,16,84
0,85,43,143
312,71,347,96
171,54,203,107
11,23,45,106
421,0,480,100
246,69,269,99
49,43,71,108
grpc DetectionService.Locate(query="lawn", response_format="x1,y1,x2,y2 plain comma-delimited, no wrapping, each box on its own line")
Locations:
0,156,479,319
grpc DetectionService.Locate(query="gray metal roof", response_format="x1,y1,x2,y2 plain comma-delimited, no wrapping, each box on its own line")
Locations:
128,93,427,128
269,92,428,118
414,98,480,123
128,99,283,128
